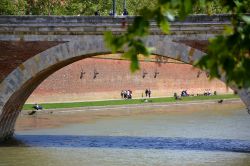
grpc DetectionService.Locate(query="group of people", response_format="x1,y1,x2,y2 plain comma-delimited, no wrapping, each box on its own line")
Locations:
121,89,152,99
174,90,190,100
204,89,212,96
121,90,133,99
174,89,217,100
95,9,129,16
181,90,189,97
145,89,152,98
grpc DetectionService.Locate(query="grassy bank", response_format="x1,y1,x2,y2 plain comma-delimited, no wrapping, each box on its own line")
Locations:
22,94,239,110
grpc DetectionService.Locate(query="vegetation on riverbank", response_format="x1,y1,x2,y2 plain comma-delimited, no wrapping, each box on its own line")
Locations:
23,94,239,110
0,0,237,16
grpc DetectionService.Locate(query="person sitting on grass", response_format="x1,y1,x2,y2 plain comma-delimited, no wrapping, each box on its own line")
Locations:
33,103,43,110
29,104,43,115
174,93,181,100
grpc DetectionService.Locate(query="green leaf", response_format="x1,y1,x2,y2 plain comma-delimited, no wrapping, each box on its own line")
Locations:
199,0,206,7
139,7,154,19
159,19,170,34
242,15,250,24
184,0,192,13
104,31,117,53
130,53,140,72
224,26,234,35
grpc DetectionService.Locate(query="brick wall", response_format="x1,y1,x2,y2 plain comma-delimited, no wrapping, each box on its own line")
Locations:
26,57,231,103
0,41,64,82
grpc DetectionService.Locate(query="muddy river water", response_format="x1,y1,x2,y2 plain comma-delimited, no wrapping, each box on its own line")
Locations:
1,100,250,166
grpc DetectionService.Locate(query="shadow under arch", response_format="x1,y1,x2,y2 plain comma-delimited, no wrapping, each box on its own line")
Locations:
0,36,248,141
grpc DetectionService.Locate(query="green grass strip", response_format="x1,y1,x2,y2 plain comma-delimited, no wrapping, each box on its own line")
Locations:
23,94,239,110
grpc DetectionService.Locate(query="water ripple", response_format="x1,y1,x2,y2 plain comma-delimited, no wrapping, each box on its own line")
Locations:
2,135,250,153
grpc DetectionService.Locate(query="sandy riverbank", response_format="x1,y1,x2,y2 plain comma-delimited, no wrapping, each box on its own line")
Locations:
16,99,245,131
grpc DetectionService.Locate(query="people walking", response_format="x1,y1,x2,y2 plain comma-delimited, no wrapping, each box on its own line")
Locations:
145,89,148,97
148,89,151,98
121,89,133,99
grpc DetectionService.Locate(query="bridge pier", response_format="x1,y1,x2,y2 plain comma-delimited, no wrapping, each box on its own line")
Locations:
237,88,250,111
0,111,19,142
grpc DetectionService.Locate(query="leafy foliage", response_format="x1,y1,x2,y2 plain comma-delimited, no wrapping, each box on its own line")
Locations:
105,0,250,88
27,0,66,15
196,1,250,88
0,0,27,15
0,0,158,16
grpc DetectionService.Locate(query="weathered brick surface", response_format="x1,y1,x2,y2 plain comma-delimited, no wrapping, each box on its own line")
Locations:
0,41,64,82
26,58,231,103
175,40,209,52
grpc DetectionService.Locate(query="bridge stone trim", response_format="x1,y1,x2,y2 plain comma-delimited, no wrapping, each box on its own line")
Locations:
0,35,249,141
0,15,231,37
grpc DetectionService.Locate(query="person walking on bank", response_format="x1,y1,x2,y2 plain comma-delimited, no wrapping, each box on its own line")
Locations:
145,89,148,97
148,89,151,98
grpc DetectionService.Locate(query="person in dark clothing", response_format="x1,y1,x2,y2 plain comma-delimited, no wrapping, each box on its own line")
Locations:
94,10,100,16
148,89,151,98
29,104,43,115
145,89,148,97
181,90,189,97
109,10,114,16
33,103,42,110
122,9,129,16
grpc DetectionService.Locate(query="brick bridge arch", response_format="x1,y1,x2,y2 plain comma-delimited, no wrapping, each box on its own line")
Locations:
0,35,249,141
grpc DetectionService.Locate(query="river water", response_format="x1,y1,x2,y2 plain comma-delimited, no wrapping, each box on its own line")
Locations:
1,100,250,166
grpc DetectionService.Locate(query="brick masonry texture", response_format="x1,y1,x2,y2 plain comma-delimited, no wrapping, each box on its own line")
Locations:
26,57,231,103
0,41,64,82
